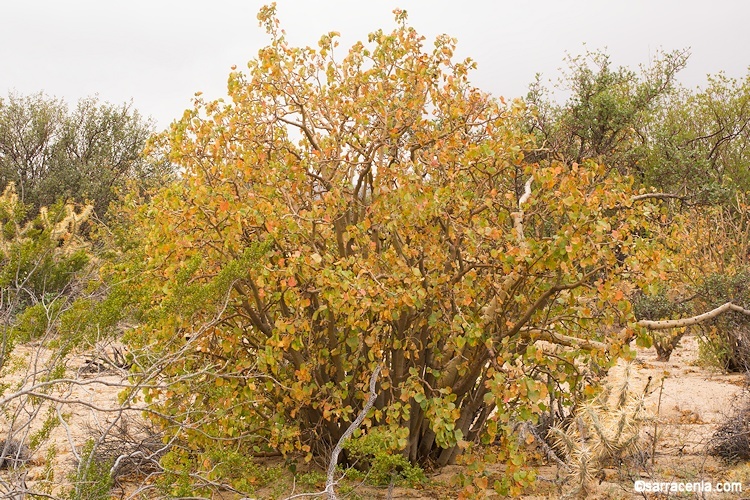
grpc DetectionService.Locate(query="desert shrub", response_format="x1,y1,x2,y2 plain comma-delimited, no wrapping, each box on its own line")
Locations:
342,428,425,487
84,415,166,491
295,470,327,490
9,300,67,342
156,443,284,497
0,92,168,219
0,187,91,310
67,439,113,500
695,271,750,372
0,438,31,469
632,288,692,361
205,449,283,492
0,184,93,342
107,6,675,496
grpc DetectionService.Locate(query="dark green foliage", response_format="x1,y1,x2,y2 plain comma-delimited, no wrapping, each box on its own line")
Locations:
0,92,171,219
698,272,750,306
632,290,691,322
526,50,750,209
642,73,750,203
525,49,688,174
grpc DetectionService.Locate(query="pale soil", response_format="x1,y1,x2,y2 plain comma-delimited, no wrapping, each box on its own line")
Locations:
0,341,129,497
565,334,750,500
2,334,749,499
611,334,746,457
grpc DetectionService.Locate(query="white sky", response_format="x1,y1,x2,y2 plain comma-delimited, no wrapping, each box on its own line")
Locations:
1,1,748,130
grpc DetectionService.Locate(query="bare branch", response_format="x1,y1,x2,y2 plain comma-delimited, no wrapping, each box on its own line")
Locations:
520,328,608,351
325,365,382,500
637,301,750,330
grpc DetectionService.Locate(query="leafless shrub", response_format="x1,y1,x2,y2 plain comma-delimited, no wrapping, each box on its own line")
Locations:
79,344,131,376
85,414,168,487
708,385,750,462
0,438,30,469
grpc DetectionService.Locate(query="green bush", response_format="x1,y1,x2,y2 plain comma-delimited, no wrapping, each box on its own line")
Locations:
343,428,426,487
295,470,327,490
157,446,284,496
67,440,113,500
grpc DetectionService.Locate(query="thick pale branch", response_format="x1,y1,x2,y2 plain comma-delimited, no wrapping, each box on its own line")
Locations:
637,301,750,330
519,176,533,206
511,176,533,245
325,365,382,500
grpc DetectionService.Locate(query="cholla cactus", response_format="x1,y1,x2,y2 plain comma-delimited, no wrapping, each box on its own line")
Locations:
44,203,93,253
0,182,92,255
0,183,23,251
548,363,652,498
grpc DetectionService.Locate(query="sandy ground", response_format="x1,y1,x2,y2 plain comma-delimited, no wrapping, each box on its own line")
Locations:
2,333,749,499
0,342,129,497
617,335,746,456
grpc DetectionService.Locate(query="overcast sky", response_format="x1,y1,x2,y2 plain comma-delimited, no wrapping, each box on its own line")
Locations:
1,1,748,130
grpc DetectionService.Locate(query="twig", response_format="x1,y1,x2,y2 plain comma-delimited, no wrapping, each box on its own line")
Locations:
652,377,665,467
631,193,685,202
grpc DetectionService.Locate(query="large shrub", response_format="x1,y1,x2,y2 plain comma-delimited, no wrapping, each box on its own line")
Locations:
111,7,674,495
